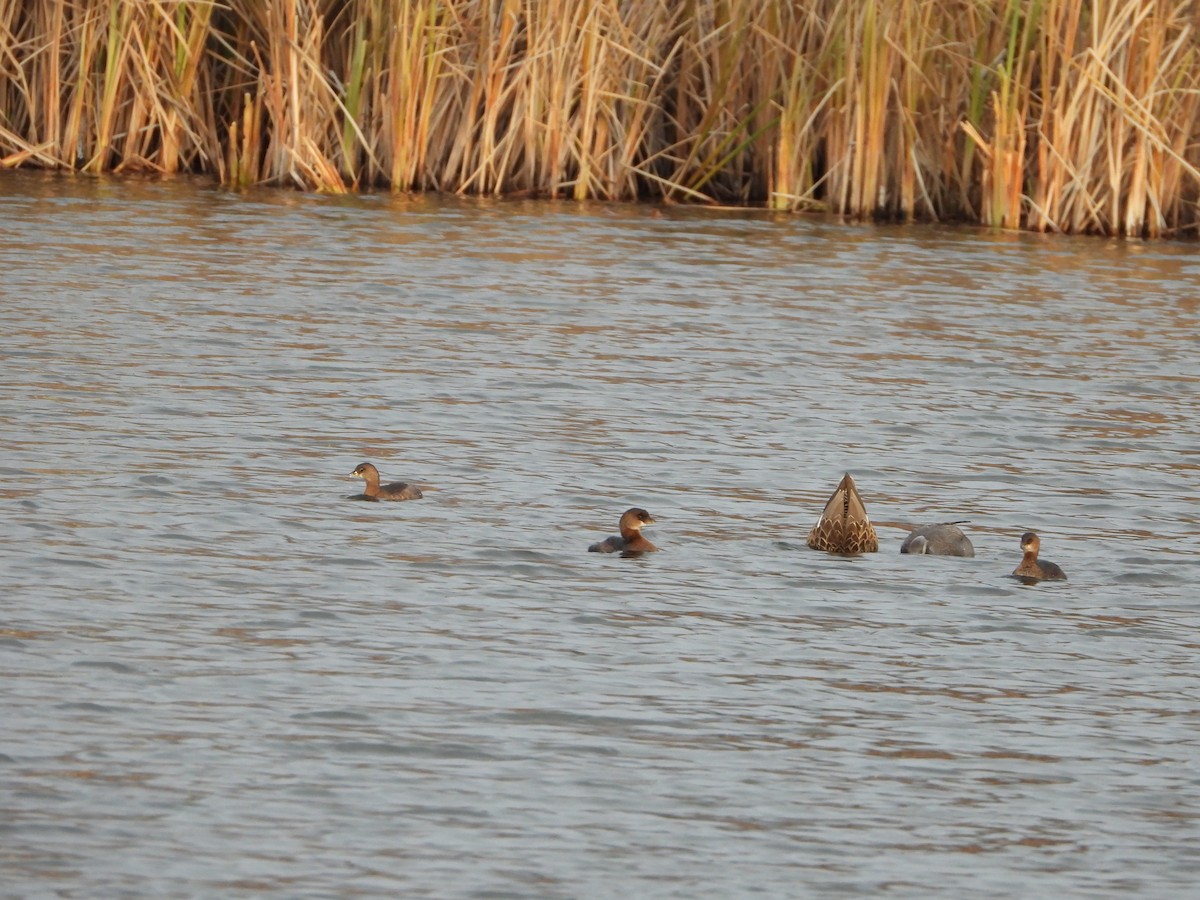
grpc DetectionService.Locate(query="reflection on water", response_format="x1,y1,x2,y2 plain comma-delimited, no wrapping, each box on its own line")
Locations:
2,171,1199,897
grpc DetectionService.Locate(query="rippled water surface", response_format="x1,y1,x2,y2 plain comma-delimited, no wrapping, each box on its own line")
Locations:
2,172,1199,897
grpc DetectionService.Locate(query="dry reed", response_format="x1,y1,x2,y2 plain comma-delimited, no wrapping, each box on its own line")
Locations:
1,0,1198,236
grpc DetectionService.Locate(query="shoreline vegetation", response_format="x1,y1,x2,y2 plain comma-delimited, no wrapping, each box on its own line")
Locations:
1,1,1198,237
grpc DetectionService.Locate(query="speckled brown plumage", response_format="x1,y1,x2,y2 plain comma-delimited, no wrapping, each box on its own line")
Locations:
807,473,879,554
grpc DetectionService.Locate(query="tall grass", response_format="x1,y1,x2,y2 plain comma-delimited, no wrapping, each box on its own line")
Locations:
1,0,1197,235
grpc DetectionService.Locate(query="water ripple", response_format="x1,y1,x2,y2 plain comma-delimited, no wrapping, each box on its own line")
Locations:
2,173,1199,897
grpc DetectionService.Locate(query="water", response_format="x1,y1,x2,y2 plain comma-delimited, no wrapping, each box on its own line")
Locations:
2,171,1198,897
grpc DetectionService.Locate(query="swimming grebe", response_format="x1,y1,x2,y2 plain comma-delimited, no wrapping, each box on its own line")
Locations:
348,462,423,501
1012,531,1066,581
900,522,975,557
807,473,878,554
589,508,658,554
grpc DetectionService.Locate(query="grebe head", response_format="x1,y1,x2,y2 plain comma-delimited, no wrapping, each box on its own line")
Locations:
620,508,655,531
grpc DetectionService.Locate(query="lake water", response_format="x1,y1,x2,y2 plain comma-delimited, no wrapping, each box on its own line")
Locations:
2,171,1198,897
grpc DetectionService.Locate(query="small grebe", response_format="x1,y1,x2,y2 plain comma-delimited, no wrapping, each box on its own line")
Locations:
807,473,878,554
348,462,423,501
589,508,658,554
900,522,974,557
1012,531,1066,581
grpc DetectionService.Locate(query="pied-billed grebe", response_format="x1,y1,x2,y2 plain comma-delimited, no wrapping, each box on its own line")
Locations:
807,473,878,554
589,508,658,554
349,462,423,501
900,522,975,557
1012,531,1066,582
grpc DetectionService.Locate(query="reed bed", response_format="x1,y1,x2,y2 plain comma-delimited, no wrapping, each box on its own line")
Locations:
1,0,1198,235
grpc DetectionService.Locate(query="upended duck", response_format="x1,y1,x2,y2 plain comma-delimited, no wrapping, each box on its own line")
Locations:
900,522,975,557
807,473,878,554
